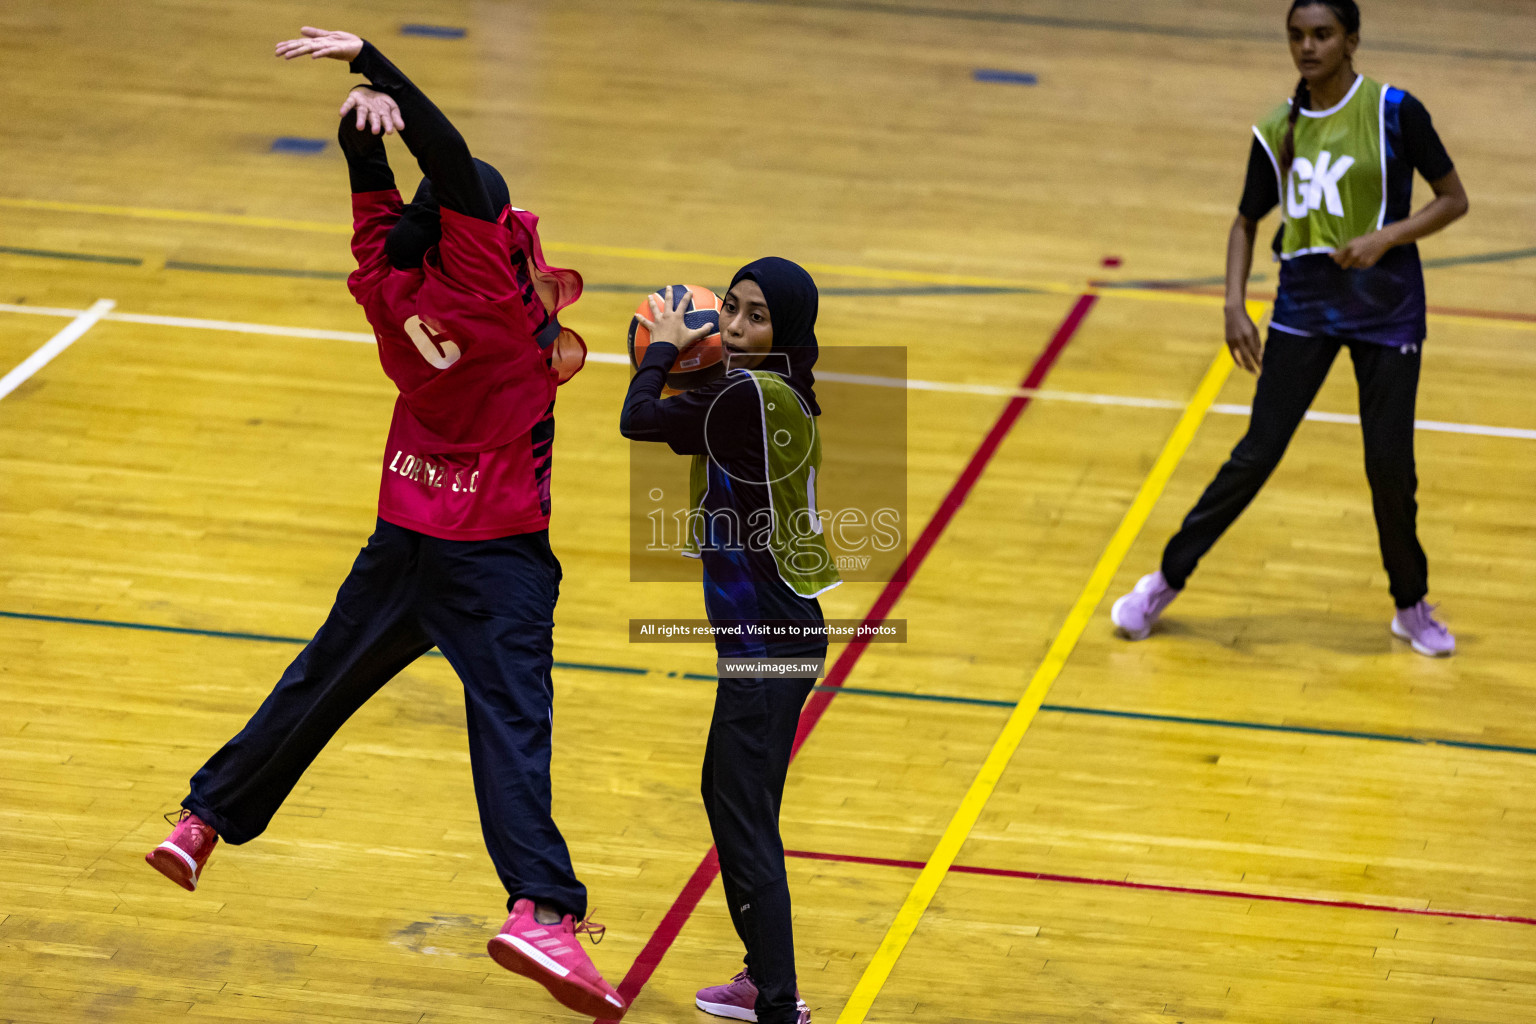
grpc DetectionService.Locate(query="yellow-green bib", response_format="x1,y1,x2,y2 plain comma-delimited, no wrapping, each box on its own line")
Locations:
1255,75,1386,258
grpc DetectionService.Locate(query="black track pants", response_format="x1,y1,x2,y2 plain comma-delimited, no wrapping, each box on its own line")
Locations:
701,672,819,1024
184,519,587,916
1161,332,1428,608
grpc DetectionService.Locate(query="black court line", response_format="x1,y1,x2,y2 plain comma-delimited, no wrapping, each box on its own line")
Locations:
5,608,1533,759
719,0,1536,63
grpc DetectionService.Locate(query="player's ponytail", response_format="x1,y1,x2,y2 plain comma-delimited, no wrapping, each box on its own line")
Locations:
1279,76,1311,177
1280,0,1361,177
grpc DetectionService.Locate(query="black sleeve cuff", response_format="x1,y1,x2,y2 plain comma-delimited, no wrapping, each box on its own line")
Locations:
640,341,679,371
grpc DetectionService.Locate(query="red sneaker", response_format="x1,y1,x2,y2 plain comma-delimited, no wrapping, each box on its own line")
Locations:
145,809,218,891
487,899,625,1017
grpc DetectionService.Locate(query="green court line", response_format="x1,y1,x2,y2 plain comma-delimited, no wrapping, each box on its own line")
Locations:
3,244,1531,298
163,260,349,280
4,608,1532,758
0,244,141,266
1094,245,1536,291
721,0,1536,63
1422,245,1536,269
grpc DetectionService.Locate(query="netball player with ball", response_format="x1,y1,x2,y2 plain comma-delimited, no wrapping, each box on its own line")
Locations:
622,265,841,1024
1112,0,1468,656
144,27,623,1017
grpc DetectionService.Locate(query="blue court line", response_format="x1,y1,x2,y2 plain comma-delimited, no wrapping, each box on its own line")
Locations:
401,24,467,39
5,608,1532,758
719,0,1536,63
974,69,1037,85
271,137,328,155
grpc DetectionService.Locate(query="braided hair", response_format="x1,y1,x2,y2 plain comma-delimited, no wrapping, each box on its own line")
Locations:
1279,0,1361,175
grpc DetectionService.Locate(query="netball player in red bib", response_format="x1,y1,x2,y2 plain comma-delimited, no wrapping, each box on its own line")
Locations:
144,27,623,1018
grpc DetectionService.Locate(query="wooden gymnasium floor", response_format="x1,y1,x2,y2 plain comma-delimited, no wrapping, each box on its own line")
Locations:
2,2,1534,1022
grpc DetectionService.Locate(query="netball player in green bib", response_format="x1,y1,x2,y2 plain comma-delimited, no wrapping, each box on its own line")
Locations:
622,261,839,1024
1112,0,1469,656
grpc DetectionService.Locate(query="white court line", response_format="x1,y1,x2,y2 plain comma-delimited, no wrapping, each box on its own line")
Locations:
1,301,1533,441
0,299,116,401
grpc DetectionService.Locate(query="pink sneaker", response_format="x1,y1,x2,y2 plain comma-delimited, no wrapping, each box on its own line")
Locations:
1391,601,1454,657
145,809,218,891
697,970,759,1021
487,899,625,1017
695,970,808,1023
1111,570,1179,640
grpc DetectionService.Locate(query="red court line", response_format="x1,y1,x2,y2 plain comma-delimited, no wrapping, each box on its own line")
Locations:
596,293,1100,1021
784,848,1536,927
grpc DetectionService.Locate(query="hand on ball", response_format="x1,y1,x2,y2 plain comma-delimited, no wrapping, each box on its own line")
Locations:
635,285,716,352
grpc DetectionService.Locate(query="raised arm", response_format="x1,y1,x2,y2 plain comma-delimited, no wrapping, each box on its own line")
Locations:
277,27,493,220
335,90,397,194
621,288,728,452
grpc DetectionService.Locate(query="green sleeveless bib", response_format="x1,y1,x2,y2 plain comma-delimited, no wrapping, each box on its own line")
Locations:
1255,75,1386,258
687,370,842,598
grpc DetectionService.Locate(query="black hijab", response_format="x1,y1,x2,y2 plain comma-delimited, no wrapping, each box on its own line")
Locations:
729,257,821,416
385,159,512,269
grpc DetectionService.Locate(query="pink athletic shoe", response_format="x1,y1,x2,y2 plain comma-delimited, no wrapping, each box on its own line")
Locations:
697,970,759,1021
487,899,625,1017
695,970,808,1023
1111,570,1179,640
145,809,218,891
1391,601,1455,657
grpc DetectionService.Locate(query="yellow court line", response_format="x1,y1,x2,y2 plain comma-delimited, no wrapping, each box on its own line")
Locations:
831,316,1244,1024
0,195,1076,294
4,195,1532,330
0,196,352,235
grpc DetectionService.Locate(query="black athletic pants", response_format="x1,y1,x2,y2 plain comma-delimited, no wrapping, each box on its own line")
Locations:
184,519,587,917
1161,331,1428,608
701,669,820,1024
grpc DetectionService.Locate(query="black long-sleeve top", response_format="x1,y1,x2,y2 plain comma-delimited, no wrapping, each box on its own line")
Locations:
621,344,825,656
335,40,494,220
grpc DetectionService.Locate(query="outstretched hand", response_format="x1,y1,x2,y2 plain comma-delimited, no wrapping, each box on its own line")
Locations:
635,286,715,351
275,26,363,62
341,87,404,135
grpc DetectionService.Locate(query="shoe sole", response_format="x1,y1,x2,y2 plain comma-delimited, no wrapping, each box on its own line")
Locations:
1110,595,1152,641
1391,618,1453,658
487,934,626,1018
696,997,757,1022
145,845,198,891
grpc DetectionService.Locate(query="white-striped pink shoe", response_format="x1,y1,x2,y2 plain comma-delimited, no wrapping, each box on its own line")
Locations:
145,809,218,891
487,899,625,1018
